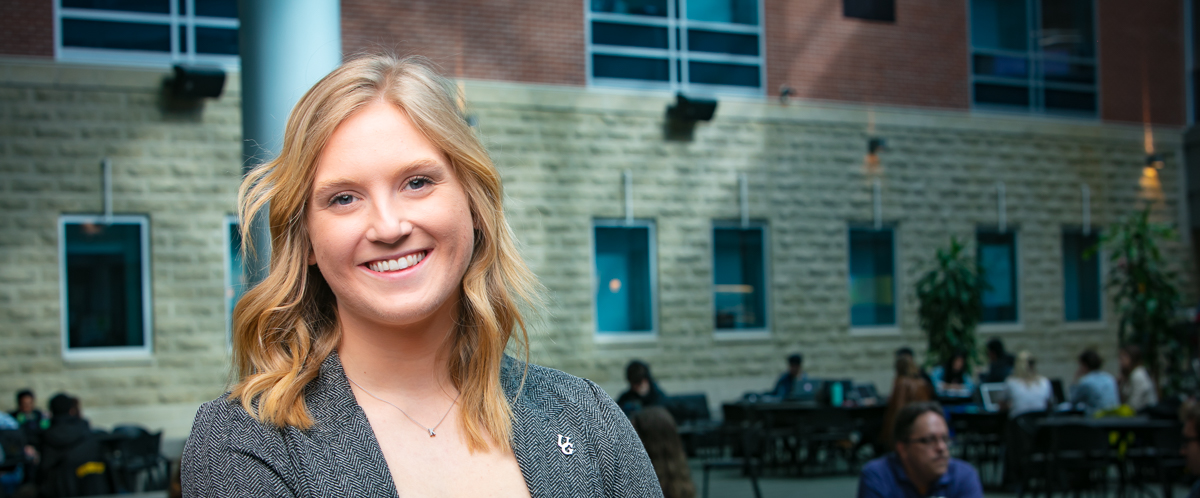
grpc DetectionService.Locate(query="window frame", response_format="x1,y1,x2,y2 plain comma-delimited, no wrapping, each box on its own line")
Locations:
58,214,153,361
584,0,767,97
965,0,1100,118
1061,227,1105,325
223,215,243,347
55,0,240,69
847,224,901,335
591,218,659,342
976,228,1023,332
711,220,771,340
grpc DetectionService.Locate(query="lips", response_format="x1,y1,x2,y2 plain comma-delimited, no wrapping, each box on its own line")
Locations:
365,250,427,273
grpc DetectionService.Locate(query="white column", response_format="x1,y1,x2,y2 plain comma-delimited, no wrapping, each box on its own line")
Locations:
238,0,341,283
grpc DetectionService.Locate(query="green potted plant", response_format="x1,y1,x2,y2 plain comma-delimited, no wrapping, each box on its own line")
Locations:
1102,206,1185,396
916,236,987,371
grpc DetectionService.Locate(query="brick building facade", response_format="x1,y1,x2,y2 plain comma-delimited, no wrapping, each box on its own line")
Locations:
0,0,1194,443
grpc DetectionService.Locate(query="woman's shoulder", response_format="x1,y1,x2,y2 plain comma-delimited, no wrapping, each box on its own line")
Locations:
185,394,291,456
501,357,616,412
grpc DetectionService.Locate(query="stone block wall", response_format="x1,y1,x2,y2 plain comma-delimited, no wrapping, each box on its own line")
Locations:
0,59,1193,436
0,60,242,437
461,81,1194,404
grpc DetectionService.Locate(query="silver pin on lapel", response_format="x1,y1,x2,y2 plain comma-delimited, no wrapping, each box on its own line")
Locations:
557,434,575,455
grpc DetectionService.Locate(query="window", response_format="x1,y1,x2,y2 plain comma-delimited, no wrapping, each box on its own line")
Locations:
58,0,239,68
969,0,1096,116
844,0,895,22
224,216,247,343
1062,229,1101,321
713,223,768,331
59,215,151,359
977,230,1018,323
587,0,764,95
849,227,897,328
594,220,657,336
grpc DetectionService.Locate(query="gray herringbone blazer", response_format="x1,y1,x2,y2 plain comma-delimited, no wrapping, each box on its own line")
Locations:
181,353,663,497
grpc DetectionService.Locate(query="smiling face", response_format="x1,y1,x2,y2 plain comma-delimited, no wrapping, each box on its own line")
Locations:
307,100,475,333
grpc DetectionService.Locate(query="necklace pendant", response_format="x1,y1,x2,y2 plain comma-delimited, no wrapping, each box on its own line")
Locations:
428,429,436,437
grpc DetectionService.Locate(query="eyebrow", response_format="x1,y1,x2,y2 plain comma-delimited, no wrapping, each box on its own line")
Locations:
310,158,448,197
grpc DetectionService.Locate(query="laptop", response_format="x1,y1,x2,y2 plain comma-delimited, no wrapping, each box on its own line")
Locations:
788,379,823,402
979,383,1007,412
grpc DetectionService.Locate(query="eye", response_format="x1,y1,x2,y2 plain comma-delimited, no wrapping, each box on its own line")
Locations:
406,176,432,190
330,193,355,206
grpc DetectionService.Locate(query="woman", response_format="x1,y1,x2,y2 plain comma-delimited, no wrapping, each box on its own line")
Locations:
182,55,661,497
1002,351,1052,419
929,350,975,397
630,407,695,498
1118,344,1158,411
879,354,934,450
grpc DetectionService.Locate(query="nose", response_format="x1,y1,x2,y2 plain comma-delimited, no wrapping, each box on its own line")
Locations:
365,196,413,244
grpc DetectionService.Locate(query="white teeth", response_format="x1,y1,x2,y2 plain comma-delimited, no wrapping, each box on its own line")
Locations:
369,252,426,273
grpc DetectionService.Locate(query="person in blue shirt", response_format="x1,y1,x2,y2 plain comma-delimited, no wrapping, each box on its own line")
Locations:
929,350,976,398
858,401,983,498
1068,349,1119,415
771,353,807,398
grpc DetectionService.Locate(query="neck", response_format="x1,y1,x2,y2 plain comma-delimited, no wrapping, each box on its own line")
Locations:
336,298,460,400
899,455,935,495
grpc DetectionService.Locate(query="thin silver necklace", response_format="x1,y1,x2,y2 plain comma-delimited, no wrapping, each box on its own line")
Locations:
346,376,459,438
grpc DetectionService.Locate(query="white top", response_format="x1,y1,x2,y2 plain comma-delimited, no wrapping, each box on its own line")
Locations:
1121,366,1158,411
1004,376,1052,419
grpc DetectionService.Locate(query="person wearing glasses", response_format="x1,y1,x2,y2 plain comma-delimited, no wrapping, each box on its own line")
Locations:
1182,400,1200,498
857,402,983,498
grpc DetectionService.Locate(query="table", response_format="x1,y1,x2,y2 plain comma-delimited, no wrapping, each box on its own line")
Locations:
720,402,886,474
1035,416,1182,498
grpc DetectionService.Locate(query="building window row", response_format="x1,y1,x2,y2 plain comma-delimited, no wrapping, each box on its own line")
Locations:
969,0,1097,116
587,0,765,96
58,0,239,67
592,221,1105,339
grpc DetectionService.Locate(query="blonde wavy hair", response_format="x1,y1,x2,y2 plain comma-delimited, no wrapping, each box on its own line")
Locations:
1012,350,1041,385
230,54,540,453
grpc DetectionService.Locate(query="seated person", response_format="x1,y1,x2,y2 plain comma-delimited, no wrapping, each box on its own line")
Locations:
38,393,106,497
1117,344,1158,411
979,338,1014,384
858,401,983,498
896,347,935,394
11,389,47,447
629,406,695,498
879,354,934,450
1180,400,1200,498
771,353,807,398
929,351,975,397
616,360,666,415
1002,351,1052,419
1068,349,1119,415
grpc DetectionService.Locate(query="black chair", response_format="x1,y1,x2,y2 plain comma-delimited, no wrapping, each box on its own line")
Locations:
1124,423,1185,498
106,426,168,493
1047,423,1113,497
701,422,763,498
1007,412,1051,497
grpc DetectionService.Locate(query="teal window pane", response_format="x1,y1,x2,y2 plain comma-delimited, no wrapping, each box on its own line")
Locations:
1063,230,1100,321
849,228,896,327
970,0,1029,51
714,227,766,329
687,0,758,24
595,225,654,332
978,230,1018,322
227,221,246,334
64,222,145,349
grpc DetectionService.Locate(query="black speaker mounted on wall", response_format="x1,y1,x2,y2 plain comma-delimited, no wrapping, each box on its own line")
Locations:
171,65,226,100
